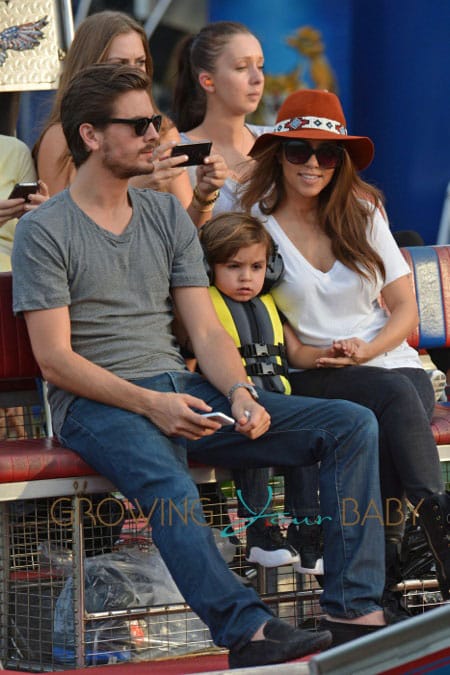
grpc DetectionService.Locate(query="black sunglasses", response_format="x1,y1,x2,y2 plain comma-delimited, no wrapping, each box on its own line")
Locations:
283,140,343,169
104,114,162,136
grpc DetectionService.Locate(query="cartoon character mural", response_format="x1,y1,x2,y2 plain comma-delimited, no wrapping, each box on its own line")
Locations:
256,25,338,124
287,26,337,92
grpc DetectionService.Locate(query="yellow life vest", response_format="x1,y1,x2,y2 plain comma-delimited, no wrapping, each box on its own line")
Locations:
209,286,291,395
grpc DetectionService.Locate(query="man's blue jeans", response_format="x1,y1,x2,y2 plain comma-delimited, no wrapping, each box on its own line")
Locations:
59,371,384,648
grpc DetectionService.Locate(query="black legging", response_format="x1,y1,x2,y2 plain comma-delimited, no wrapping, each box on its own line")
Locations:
288,365,443,537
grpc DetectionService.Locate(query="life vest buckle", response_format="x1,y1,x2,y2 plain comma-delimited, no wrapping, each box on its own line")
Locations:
240,343,270,358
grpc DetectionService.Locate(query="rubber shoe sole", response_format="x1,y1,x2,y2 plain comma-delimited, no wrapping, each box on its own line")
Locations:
228,617,332,669
294,556,324,575
246,545,300,568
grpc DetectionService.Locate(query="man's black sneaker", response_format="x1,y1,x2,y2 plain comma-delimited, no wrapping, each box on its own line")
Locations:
246,521,299,568
228,617,332,669
287,522,324,574
419,491,450,600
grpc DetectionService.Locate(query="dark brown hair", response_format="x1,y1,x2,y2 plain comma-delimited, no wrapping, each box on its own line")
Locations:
240,140,386,282
61,64,151,167
199,211,274,267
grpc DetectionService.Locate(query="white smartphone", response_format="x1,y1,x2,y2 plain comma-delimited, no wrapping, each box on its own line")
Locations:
201,412,236,426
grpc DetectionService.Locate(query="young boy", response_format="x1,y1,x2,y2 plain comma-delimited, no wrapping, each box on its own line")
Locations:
199,212,352,573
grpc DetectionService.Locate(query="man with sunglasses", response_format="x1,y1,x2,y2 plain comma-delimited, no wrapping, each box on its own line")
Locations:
12,65,388,664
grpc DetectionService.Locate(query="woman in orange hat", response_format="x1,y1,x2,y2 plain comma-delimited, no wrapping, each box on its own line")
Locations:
240,89,450,627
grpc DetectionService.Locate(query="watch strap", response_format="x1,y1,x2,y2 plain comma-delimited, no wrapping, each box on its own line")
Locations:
227,382,259,403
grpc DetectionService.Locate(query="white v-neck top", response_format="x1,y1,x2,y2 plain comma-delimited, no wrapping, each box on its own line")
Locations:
257,205,422,370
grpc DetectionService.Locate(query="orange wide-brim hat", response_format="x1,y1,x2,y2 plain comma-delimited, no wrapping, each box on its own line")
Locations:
250,89,374,171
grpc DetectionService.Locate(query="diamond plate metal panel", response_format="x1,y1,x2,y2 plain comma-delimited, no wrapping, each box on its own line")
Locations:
0,0,73,92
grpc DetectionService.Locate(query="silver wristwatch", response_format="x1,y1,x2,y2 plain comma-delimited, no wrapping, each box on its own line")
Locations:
227,382,259,403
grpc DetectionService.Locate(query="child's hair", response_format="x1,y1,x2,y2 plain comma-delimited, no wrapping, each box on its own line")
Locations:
199,212,274,266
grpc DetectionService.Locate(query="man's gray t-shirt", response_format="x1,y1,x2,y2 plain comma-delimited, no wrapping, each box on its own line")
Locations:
12,187,209,434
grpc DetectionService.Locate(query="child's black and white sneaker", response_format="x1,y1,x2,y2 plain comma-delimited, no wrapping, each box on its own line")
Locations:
246,521,299,567
288,522,324,575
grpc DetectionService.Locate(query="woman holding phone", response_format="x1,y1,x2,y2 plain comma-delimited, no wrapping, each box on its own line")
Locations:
172,21,270,217
0,134,48,439
1,134,48,272
34,11,225,226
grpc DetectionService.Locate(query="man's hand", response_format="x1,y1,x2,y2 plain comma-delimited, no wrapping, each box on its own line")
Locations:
145,390,231,440
145,386,271,441
231,398,271,440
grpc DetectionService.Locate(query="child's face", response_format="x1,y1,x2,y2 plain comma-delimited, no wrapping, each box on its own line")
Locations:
213,243,268,301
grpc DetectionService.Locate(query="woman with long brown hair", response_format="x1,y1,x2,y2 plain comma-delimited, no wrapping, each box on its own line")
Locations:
34,11,225,225
240,88,450,626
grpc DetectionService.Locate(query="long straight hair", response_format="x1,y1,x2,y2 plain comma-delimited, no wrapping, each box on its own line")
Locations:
240,139,386,283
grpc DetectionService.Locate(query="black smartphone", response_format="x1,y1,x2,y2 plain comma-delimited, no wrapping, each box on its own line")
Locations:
8,182,39,201
171,141,212,166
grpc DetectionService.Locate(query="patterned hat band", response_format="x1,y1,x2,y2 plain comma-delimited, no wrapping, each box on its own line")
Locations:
274,115,348,136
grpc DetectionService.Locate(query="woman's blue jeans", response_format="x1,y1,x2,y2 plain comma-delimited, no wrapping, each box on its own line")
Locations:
59,371,384,648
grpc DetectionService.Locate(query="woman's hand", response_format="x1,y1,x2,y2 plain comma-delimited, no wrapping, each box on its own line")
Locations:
195,152,227,196
316,338,372,367
0,180,49,226
23,180,49,212
0,196,26,226
187,153,227,227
